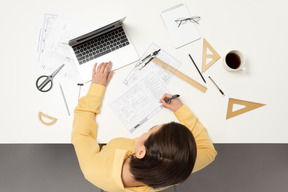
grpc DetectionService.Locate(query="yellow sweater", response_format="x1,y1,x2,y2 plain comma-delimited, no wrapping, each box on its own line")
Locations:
72,83,217,192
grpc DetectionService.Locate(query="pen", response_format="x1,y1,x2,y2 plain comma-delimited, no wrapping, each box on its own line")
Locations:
164,94,180,102
208,76,225,96
189,54,206,83
59,83,71,116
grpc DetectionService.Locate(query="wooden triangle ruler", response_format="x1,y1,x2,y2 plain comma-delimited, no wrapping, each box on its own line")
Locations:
153,57,207,93
202,38,221,73
38,112,57,126
226,98,265,119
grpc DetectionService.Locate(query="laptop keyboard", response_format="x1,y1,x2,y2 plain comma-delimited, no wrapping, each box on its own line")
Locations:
72,27,130,65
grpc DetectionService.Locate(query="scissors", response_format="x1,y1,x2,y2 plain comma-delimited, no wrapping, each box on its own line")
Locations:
36,64,65,92
136,49,161,70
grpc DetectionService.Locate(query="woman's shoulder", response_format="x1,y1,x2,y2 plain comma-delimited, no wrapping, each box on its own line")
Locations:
104,137,136,151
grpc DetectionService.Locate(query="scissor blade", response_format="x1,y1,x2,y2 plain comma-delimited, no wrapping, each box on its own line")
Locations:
50,64,65,78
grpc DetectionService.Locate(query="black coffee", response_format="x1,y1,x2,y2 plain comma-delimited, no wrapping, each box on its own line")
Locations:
225,53,241,69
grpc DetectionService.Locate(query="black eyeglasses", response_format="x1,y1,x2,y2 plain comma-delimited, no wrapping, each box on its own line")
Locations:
175,16,201,27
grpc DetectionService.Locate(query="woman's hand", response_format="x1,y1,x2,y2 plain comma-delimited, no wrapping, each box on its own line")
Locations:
91,62,113,87
160,93,184,112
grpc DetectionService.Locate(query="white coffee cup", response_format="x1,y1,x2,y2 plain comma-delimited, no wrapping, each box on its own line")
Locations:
223,50,245,71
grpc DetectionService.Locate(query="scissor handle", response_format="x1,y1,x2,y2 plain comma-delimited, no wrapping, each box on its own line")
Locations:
36,75,53,92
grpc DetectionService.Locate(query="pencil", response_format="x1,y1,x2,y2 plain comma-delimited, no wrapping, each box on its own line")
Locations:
208,76,225,96
59,83,71,116
188,54,206,83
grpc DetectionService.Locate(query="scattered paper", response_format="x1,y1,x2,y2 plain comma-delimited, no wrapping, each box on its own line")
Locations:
37,14,91,81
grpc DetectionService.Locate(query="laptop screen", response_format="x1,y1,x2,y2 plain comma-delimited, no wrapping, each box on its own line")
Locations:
68,17,126,46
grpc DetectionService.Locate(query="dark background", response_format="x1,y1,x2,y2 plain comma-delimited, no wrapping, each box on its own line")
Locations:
0,144,287,192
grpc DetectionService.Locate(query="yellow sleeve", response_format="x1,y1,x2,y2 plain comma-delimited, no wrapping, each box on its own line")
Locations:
71,83,106,172
174,105,217,173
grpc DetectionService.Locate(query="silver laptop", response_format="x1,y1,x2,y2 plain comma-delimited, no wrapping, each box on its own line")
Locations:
68,17,138,82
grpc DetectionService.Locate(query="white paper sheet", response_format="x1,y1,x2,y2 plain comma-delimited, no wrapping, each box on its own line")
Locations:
37,14,58,62
110,73,169,133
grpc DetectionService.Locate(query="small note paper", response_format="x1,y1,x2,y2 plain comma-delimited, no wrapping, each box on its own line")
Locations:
161,3,201,48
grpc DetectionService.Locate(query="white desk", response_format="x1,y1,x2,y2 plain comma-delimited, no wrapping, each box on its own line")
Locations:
1,0,288,143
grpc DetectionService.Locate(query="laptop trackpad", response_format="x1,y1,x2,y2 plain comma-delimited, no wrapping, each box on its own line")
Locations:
102,52,123,71
117,45,139,66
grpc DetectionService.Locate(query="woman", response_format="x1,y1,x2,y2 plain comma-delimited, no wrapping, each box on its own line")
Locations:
72,62,217,192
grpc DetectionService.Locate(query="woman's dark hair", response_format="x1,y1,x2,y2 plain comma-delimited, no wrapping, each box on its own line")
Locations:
129,122,197,189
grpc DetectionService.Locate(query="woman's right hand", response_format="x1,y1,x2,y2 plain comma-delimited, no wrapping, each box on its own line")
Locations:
160,93,184,112
91,62,113,87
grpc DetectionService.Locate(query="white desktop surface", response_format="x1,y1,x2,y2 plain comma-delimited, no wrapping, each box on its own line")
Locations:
1,0,288,143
